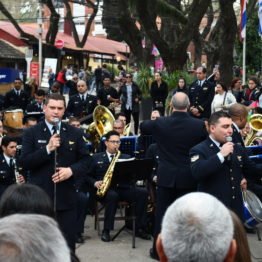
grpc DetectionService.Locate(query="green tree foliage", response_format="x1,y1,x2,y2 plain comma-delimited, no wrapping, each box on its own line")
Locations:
235,6,261,75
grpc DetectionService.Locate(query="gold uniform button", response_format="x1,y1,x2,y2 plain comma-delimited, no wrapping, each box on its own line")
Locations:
232,196,235,199
230,169,233,172
231,177,234,181
232,186,235,190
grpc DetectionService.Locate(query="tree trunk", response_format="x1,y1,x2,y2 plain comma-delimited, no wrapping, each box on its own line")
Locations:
218,0,237,87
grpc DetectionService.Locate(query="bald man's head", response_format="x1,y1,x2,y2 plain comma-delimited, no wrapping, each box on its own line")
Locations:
171,93,190,111
228,103,248,129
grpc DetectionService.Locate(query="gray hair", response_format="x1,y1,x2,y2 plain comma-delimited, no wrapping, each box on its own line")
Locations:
0,214,70,262
113,119,125,127
171,92,189,110
161,192,233,262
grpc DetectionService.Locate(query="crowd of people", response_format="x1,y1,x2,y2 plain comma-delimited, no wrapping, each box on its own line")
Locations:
0,63,261,262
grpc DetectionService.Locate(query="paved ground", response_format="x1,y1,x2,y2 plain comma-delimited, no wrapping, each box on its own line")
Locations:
76,215,262,262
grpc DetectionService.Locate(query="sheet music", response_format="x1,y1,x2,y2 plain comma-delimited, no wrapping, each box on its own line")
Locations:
116,157,135,163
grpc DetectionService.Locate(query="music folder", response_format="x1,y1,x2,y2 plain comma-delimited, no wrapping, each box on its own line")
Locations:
112,158,154,185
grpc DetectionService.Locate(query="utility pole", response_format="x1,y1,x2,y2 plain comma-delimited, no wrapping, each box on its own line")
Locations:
37,1,43,85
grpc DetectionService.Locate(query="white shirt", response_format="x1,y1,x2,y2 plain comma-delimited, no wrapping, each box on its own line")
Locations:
211,91,236,113
126,84,132,110
3,154,13,166
106,151,115,162
79,92,88,101
209,135,225,163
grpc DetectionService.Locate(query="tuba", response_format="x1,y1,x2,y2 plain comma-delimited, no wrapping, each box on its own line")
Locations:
87,105,115,150
244,114,262,146
123,123,131,136
96,150,121,197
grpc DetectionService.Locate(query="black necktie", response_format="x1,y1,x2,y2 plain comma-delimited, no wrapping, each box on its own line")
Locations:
81,95,85,102
110,154,114,162
52,125,57,135
9,158,14,169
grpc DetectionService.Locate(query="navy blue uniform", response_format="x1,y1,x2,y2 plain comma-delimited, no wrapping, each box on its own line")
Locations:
86,152,148,231
190,137,257,220
140,111,207,252
188,79,215,118
4,89,28,111
0,154,17,198
66,93,97,124
20,121,91,251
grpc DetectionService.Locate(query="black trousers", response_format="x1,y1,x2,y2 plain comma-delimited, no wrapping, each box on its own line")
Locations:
102,187,148,231
76,192,88,236
152,186,195,253
56,207,77,253
124,109,139,135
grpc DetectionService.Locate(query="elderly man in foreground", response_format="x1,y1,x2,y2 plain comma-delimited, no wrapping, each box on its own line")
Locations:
156,192,237,262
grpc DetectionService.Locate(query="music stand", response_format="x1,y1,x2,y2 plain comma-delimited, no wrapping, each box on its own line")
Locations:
110,158,154,248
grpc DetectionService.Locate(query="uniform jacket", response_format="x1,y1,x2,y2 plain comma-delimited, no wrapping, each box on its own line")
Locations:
86,152,130,188
140,112,207,189
188,79,215,118
119,82,142,113
20,121,91,210
97,86,119,108
66,93,97,123
4,89,28,111
26,102,44,113
190,137,256,219
0,154,16,197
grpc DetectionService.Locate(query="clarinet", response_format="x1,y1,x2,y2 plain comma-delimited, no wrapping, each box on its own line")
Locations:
13,158,21,184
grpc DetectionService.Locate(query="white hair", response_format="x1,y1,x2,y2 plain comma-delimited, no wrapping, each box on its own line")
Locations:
161,192,233,262
0,214,70,262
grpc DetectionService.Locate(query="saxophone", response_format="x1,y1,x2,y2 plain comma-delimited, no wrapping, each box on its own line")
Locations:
96,150,121,197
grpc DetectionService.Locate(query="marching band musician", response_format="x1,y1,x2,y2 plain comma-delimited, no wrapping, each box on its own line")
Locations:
86,131,150,242
0,136,25,198
26,89,46,114
4,78,29,111
190,111,262,221
20,93,91,252
66,80,97,124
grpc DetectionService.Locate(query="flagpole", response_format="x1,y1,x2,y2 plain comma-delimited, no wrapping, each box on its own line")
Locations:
242,35,246,85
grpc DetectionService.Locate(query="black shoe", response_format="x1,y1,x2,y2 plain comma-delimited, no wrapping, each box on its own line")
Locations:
76,234,85,244
101,229,111,242
136,228,151,240
149,248,159,261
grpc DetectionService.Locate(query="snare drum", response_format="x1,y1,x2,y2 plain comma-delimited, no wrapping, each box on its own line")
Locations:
3,109,23,129
242,190,262,228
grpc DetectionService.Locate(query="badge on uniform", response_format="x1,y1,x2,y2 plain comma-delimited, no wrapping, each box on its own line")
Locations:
38,140,47,143
237,156,242,161
69,141,75,145
203,87,208,90
191,155,199,162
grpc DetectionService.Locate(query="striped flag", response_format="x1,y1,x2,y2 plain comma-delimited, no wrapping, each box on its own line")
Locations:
259,0,262,37
240,0,247,41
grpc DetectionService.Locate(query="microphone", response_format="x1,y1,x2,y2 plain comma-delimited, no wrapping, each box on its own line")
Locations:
226,136,232,161
53,118,60,135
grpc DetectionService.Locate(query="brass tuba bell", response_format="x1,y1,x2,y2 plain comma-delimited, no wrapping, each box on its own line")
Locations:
244,114,262,146
87,105,115,150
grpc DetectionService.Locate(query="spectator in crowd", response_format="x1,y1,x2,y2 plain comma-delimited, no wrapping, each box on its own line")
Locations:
56,67,67,95
131,66,138,83
67,73,79,97
48,82,61,95
97,77,120,115
211,82,236,113
94,65,102,90
78,67,86,80
115,112,127,126
101,64,111,79
173,77,188,95
156,192,236,262
150,72,168,116
188,67,215,119
0,183,54,218
48,68,55,91
229,210,252,262
119,73,142,134
231,78,243,103
4,78,29,111
24,77,38,98
0,214,71,262
241,76,261,106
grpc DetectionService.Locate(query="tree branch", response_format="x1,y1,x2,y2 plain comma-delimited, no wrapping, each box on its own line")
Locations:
0,1,37,43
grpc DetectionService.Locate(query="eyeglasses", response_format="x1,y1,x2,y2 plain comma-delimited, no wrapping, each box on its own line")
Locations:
113,127,123,129
126,76,132,78
108,140,121,144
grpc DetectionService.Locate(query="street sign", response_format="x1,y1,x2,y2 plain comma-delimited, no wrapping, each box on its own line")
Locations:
55,39,64,49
